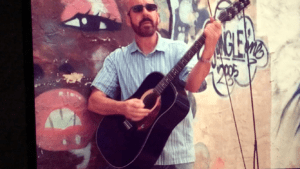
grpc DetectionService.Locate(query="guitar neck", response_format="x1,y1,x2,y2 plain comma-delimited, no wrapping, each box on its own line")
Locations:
153,0,251,95
154,34,206,95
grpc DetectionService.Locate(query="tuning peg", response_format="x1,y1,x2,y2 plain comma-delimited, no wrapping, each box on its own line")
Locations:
234,7,238,14
240,3,244,8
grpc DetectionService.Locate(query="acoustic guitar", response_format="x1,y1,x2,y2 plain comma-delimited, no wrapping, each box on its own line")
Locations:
96,1,250,168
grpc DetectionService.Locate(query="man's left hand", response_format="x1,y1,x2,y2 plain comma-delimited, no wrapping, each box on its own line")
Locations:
203,17,222,59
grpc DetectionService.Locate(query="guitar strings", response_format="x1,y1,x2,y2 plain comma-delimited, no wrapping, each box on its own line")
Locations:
207,0,214,19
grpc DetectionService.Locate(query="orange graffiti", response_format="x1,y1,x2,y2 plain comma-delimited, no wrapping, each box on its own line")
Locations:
212,157,225,169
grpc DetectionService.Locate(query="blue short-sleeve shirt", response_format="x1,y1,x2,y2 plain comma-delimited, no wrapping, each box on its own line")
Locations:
92,32,196,165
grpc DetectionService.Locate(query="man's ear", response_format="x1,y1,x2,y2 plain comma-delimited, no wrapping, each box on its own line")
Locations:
157,13,161,24
126,14,132,27
158,15,161,24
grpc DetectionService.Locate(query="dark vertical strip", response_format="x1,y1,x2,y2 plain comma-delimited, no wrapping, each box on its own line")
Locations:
167,0,173,39
23,0,37,168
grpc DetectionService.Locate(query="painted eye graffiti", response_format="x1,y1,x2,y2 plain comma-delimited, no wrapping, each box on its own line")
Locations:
62,13,121,31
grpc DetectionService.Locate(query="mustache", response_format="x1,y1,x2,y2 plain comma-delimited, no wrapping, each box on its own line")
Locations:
139,18,153,26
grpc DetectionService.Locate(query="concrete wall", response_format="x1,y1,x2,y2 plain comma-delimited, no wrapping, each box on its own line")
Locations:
256,0,300,167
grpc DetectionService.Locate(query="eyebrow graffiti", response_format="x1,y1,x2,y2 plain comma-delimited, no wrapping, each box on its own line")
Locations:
62,13,122,31
60,0,122,31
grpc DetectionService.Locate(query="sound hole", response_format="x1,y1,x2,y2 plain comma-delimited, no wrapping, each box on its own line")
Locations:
143,93,158,110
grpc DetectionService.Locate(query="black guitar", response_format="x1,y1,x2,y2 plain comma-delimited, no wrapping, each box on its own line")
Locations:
96,1,250,168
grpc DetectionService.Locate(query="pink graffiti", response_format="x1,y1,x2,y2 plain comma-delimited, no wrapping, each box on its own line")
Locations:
212,157,225,169
35,89,100,151
61,0,121,23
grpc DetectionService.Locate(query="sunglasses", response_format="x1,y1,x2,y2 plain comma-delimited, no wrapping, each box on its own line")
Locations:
128,4,157,14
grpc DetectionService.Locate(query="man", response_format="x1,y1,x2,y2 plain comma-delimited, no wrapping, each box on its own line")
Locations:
88,0,222,168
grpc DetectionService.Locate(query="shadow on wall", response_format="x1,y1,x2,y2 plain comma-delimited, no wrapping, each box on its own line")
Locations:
274,83,300,167
194,142,210,169
272,39,300,168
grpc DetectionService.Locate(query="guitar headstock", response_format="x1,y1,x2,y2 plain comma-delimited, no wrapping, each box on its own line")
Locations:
218,0,250,22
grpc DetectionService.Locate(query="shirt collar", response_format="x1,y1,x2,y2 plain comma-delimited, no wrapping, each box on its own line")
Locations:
128,32,167,55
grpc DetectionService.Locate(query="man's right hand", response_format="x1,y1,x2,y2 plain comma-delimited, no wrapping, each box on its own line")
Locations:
88,89,151,121
122,99,151,121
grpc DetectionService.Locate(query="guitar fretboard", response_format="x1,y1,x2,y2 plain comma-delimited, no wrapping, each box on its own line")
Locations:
154,35,206,95
153,0,250,95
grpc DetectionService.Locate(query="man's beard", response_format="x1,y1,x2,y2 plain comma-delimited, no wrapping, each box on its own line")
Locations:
130,17,157,37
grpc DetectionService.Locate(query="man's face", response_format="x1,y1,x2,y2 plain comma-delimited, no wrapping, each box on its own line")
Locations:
127,0,159,37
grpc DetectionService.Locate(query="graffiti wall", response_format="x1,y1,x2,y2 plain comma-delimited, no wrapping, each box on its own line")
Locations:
31,0,299,168
32,0,133,168
189,0,271,169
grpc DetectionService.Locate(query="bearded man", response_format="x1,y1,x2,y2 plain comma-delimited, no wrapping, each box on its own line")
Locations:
88,0,222,168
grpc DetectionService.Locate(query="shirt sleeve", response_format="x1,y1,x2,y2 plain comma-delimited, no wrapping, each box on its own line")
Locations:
177,42,198,83
91,53,120,99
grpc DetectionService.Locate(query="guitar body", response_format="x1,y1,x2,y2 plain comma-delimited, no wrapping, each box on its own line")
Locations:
96,72,190,169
